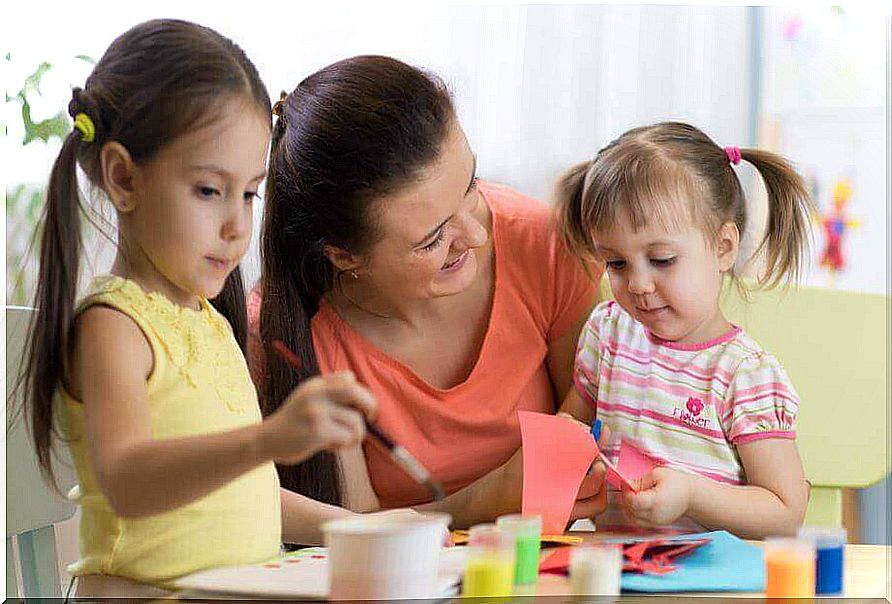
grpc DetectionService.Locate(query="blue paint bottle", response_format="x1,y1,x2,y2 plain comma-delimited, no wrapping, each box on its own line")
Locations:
799,527,846,595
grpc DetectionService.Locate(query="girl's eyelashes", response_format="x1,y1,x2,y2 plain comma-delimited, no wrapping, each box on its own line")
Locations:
197,185,221,199
651,257,676,267
605,257,676,270
245,191,260,204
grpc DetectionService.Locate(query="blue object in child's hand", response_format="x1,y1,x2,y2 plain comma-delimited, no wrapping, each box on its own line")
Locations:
591,419,602,442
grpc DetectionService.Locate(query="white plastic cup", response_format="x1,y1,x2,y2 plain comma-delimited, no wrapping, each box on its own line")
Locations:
323,511,451,600
569,544,622,596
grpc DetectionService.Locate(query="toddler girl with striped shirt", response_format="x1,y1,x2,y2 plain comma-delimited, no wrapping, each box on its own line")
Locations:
555,122,813,538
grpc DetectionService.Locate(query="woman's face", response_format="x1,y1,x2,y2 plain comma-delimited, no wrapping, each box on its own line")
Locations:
357,122,488,303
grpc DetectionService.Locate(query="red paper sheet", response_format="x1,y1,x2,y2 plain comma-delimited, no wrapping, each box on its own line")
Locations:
519,411,598,534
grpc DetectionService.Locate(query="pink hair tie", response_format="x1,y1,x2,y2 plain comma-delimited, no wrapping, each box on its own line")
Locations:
724,146,742,165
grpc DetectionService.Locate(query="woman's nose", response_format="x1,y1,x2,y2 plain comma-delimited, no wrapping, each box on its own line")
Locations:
454,211,488,250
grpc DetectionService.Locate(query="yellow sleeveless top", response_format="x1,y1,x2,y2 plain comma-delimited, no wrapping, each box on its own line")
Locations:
59,275,281,585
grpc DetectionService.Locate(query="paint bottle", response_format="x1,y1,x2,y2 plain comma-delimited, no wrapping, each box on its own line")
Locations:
462,523,516,598
798,527,846,595
764,537,816,597
496,514,542,585
569,544,622,597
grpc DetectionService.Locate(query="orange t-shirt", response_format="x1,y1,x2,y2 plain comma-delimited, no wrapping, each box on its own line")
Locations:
248,181,599,508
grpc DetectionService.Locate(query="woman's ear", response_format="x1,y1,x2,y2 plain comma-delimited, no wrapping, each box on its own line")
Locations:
323,243,364,275
716,222,740,272
100,141,138,213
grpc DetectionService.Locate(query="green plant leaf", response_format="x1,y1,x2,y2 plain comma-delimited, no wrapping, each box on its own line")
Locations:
75,54,96,65
23,62,53,97
21,101,70,145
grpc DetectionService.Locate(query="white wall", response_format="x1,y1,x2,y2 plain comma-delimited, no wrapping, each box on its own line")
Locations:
5,3,753,292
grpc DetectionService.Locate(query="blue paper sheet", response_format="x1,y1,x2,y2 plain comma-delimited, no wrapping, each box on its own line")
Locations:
615,530,765,592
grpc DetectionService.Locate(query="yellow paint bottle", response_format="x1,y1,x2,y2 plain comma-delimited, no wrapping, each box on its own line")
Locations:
462,524,516,598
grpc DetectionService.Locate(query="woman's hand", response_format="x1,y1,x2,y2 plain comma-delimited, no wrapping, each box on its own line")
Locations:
258,371,378,465
561,414,610,524
621,466,692,528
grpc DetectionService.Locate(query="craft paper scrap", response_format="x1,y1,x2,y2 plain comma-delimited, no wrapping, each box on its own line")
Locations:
519,411,598,534
616,440,657,483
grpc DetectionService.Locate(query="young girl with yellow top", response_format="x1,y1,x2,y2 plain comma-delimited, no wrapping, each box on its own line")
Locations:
19,19,377,597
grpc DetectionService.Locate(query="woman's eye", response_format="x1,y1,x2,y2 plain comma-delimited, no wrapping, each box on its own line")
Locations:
420,229,445,252
651,257,676,267
605,260,626,270
197,186,220,199
244,191,260,204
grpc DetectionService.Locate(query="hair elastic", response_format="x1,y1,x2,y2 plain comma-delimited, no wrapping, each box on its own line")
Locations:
724,146,741,165
272,91,288,122
73,113,96,143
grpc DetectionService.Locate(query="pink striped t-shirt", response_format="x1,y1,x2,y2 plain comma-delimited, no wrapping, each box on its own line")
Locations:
575,300,800,529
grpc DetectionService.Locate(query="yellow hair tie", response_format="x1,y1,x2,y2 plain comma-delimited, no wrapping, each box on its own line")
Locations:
73,112,96,143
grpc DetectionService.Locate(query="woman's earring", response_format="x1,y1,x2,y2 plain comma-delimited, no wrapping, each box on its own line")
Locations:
350,270,359,280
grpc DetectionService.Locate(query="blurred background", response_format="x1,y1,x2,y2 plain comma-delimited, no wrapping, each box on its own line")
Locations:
4,0,889,584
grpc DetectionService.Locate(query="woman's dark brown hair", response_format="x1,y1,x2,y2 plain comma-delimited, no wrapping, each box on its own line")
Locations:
18,18,271,487
556,121,813,291
259,55,455,506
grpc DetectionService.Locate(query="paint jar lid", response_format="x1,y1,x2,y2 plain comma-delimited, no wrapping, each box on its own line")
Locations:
496,514,542,538
798,526,847,547
468,523,514,552
570,543,622,569
764,536,816,560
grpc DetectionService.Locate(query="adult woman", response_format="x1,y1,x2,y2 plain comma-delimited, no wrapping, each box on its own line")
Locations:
248,55,607,544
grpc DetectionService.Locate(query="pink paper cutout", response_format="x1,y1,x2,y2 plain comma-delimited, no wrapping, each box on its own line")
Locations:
602,454,637,492
519,411,598,534
616,440,657,483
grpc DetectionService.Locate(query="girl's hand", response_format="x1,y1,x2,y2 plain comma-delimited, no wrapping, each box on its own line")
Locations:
259,371,378,465
621,466,692,527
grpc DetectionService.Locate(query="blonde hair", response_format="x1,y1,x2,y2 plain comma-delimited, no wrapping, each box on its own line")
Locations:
555,121,814,291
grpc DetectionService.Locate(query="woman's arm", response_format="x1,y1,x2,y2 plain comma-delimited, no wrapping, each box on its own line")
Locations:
623,439,809,538
546,308,593,403
280,488,357,545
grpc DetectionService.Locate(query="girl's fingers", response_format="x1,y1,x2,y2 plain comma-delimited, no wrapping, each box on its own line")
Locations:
297,375,378,419
321,381,378,419
597,422,611,446
328,407,367,445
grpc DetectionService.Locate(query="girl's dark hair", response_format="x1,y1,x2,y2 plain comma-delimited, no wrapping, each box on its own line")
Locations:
19,18,271,487
556,121,814,291
259,55,455,505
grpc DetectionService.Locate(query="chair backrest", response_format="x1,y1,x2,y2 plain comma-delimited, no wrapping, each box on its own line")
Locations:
721,285,888,490
6,306,77,597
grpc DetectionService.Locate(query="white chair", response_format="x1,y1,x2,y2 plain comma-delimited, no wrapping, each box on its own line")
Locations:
6,306,77,598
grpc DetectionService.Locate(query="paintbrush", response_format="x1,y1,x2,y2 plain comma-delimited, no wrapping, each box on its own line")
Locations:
271,340,446,501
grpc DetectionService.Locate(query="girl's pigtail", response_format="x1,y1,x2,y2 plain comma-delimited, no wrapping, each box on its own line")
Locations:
21,131,85,489
740,149,815,289
554,160,594,257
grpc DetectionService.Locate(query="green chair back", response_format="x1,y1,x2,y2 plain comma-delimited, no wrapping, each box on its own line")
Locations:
6,306,78,598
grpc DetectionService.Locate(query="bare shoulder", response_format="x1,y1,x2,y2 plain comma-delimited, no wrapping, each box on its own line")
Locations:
68,305,154,399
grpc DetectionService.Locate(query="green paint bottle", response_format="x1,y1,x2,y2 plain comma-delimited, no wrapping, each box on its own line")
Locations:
496,514,542,585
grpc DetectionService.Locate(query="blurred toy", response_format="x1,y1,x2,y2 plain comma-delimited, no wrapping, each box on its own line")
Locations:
816,177,860,276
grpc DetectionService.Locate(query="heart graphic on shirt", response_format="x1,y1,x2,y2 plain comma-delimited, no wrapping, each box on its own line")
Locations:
685,397,704,416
